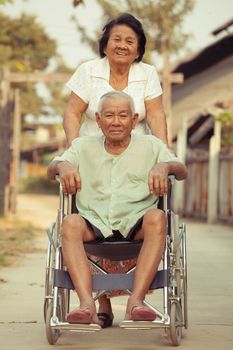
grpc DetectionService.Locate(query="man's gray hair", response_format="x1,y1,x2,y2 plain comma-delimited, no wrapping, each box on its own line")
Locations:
97,91,135,115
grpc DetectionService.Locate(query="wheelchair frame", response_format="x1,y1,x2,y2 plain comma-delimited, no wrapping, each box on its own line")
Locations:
44,176,188,346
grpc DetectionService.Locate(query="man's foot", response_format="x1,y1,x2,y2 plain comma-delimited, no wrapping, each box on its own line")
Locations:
131,306,156,321
124,296,156,321
66,308,99,324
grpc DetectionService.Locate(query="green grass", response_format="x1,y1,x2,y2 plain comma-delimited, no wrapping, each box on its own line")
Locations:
0,218,41,267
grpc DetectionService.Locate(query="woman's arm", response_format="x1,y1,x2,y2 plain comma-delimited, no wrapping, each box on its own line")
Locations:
63,92,88,146
145,95,168,145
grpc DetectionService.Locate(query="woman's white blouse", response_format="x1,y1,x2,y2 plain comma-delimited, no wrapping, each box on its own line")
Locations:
66,57,162,136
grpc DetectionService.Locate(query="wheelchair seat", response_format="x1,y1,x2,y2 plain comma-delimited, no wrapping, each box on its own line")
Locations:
84,240,142,260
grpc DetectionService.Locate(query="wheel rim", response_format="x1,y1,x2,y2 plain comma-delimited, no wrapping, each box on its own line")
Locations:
182,225,188,329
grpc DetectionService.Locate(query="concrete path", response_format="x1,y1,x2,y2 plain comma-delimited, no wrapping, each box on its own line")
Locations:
0,194,232,349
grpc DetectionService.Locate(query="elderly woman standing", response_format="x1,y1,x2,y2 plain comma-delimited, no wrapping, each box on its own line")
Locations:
62,13,168,327
63,13,167,143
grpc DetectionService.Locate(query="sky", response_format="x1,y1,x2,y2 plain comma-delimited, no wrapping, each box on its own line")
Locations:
1,0,233,69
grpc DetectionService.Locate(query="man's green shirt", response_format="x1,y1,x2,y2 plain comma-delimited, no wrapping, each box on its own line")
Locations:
54,134,180,238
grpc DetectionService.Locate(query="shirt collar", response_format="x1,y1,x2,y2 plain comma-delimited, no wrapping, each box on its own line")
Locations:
91,57,110,80
91,57,147,82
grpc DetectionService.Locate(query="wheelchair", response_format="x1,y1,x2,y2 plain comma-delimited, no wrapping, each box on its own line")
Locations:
44,176,188,346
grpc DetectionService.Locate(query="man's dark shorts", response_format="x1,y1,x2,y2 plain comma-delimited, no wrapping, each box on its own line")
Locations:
84,217,143,242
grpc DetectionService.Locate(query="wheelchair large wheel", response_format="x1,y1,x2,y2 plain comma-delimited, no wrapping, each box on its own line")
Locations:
174,221,188,331
45,302,61,345
169,301,183,346
44,223,56,322
181,224,188,329
176,223,188,330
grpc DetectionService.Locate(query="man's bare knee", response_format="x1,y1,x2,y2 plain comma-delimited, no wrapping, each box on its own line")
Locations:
62,214,86,241
143,209,166,237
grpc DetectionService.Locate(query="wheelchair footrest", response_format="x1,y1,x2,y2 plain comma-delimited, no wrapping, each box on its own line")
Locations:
119,319,168,330
51,320,101,332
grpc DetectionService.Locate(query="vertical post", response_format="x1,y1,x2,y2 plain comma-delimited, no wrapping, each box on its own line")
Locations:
207,120,221,223
10,89,21,213
173,118,188,215
0,67,11,216
162,48,172,147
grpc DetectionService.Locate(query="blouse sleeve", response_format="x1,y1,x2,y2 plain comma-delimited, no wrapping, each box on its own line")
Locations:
65,62,91,104
145,65,163,100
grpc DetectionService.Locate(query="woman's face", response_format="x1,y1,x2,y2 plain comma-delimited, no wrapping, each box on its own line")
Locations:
104,24,139,66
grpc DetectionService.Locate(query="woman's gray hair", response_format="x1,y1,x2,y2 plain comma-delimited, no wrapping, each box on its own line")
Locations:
97,91,135,116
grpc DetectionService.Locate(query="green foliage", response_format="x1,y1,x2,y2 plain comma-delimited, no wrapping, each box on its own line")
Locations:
216,111,233,146
0,12,58,117
20,84,45,118
0,0,13,5
0,13,57,72
73,0,194,64
46,60,73,116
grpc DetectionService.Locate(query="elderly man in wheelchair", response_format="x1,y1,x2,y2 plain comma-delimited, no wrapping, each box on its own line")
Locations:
46,91,187,344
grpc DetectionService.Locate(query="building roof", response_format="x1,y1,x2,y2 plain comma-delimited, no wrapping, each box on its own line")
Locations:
212,17,233,35
173,34,233,80
171,27,233,138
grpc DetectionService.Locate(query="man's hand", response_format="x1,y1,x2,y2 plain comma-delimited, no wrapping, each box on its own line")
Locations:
57,162,81,194
148,163,169,196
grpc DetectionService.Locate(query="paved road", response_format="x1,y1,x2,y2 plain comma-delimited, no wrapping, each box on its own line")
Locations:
0,194,232,349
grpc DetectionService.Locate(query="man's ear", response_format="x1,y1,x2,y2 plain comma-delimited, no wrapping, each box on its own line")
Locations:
95,112,101,127
132,113,139,128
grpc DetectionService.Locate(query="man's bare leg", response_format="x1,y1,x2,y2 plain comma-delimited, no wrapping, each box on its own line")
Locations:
125,208,166,320
62,213,99,324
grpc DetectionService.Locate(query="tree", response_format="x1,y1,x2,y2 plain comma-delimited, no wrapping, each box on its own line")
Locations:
73,0,194,64
217,111,233,147
46,60,74,117
0,0,13,4
0,12,57,117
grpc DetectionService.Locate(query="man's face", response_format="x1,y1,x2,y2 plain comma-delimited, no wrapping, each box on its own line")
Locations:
96,97,138,143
